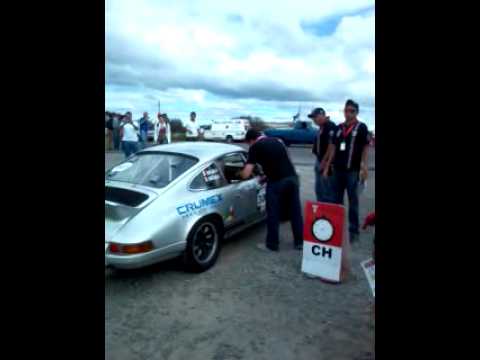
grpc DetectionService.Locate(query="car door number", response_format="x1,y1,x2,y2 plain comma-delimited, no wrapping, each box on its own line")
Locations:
257,188,266,212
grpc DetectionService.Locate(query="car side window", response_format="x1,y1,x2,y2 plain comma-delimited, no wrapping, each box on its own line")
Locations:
190,163,226,190
219,153,249,183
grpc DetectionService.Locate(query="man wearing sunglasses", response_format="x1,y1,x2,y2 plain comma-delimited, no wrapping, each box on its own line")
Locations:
324,99,370,244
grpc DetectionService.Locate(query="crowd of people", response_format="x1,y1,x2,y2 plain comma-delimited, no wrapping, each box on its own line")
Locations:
105,111,172,158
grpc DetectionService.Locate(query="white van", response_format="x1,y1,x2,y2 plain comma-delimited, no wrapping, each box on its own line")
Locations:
203,122,247,143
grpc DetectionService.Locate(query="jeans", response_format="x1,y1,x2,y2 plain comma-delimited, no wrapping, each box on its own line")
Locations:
265,176,304,250
314,161,335,203
112,128,121,150
122,141,138,158
139,130,148,149
333,170,360,236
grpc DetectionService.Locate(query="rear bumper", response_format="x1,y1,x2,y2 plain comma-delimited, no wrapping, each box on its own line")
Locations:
105,242,186,269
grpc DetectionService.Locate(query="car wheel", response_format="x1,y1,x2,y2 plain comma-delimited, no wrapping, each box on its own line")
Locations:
226,135,234,143
184,218,222,272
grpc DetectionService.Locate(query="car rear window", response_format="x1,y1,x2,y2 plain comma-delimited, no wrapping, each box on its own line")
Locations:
106,152,198,188
190,163,227,190
105,186,149,207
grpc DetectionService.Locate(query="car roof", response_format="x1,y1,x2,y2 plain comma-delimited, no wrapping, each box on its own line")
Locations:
140,141,245,162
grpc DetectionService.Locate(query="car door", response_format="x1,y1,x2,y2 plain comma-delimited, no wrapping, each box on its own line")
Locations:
218,152,259,225
240,151,267,216
214,124,226,140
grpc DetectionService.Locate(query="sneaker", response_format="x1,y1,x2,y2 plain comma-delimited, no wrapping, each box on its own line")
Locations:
256,243,278,252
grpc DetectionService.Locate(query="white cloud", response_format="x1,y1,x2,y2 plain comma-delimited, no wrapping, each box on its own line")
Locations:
106,0,375,127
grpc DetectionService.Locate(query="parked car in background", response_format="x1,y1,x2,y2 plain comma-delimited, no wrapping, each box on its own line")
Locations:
264,120,317,146
105,142,266,272
230,119,251,130
203,122,247,143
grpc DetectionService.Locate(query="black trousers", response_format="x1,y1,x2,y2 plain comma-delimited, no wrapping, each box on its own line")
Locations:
265,176,304,250
332,170,360,235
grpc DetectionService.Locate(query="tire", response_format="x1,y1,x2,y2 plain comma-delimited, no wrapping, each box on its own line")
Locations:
226,135,234,143
183,218,222,272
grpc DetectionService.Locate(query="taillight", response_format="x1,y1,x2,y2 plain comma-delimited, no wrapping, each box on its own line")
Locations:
108,241,154,254
109,243,120,253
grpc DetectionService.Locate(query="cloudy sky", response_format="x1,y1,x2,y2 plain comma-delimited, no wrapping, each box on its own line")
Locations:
105,0,375,129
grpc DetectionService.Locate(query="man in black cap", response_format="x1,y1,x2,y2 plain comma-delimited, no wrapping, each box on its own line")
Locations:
308,107,337,203
238,129,304,251
324,99,370,243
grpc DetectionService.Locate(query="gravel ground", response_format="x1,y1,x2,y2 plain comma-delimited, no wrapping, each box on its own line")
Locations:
105,145,375,360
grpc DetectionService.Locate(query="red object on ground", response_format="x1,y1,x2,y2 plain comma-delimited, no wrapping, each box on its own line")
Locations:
362,212,376,229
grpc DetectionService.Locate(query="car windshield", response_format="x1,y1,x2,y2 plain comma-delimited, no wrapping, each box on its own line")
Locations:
105,153,198,188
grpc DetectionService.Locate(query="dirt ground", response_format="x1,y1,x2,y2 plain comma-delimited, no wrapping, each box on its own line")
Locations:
105,146,375,360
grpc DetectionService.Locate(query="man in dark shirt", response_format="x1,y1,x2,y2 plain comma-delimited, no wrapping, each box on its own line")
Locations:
309,107,337,203
138,112,151,149
324,99,370,243
238,129,303,251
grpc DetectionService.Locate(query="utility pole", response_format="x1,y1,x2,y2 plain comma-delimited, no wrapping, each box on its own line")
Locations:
158,100,161,114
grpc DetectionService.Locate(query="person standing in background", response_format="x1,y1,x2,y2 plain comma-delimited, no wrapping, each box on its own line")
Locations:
112,114,121,151
138,112,150,149
164,113,172,143
308,107,337,203
155,113,168,145
325,99,370,244
185,111,200,141
105,113,114,151
120,112,139,158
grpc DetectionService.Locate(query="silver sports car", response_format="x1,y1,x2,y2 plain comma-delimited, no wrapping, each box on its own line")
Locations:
105,142,266,272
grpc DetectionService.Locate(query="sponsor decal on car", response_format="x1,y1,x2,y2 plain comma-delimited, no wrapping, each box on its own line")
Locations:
257,188,266,212
224,205,235,222
202,167,221,182
177,194,223,218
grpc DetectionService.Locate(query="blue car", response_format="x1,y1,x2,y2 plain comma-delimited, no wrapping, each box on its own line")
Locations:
264,121,317,146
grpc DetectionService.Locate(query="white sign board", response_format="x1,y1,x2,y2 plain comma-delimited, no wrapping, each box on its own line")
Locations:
301,201,345,283
361,258,375,297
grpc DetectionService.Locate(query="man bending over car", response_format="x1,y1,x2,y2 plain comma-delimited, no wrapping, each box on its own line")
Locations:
238,129,304,252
